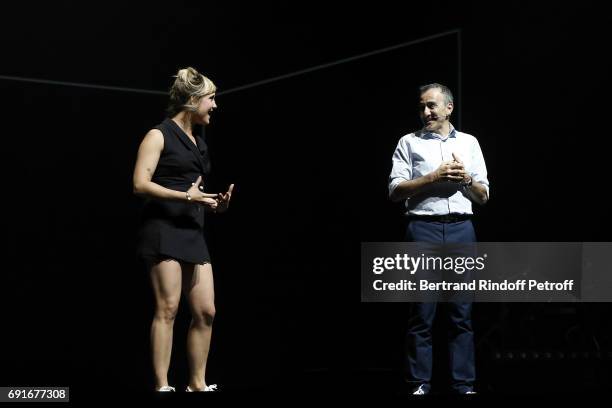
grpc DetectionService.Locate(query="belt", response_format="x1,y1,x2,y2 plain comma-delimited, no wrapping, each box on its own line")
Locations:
408,213,472,223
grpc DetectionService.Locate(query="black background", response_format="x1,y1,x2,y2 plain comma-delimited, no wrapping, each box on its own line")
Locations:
1,0,611,401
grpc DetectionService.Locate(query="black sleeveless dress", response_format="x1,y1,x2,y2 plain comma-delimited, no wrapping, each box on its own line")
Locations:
137,118,211,264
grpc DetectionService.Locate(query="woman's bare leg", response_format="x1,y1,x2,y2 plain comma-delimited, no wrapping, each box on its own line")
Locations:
150,259,182,389
182,262,215,390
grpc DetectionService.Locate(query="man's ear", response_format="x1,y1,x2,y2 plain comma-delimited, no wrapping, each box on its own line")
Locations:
446,102,454,119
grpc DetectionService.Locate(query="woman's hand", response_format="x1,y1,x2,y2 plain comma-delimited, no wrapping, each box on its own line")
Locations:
187,176,219,210
215,184,234,213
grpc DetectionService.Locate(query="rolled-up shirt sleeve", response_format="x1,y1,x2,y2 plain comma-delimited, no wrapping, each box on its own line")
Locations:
388,137,412,198
470,138,490,198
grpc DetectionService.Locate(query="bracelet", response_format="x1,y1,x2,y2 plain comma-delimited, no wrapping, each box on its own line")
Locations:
186,191,192,201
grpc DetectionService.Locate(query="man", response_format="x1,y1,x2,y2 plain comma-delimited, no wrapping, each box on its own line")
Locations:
388,83,489,395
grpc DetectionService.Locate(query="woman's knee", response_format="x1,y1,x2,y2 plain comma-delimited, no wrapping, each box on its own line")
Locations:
155,300,180,323
192,304,215,325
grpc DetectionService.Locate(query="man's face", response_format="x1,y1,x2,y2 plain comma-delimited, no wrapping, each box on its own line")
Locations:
418,88,453,133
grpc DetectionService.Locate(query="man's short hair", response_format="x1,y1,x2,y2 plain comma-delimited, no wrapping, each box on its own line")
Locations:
419,83,454,105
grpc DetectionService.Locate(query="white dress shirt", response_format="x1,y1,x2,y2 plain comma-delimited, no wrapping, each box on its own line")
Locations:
388,125,489,216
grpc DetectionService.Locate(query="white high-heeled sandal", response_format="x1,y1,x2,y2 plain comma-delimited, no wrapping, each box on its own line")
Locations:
156,385,176,392
186,384,218,392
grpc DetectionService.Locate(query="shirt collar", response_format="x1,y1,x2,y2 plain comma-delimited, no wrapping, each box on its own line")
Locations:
423,123,457,140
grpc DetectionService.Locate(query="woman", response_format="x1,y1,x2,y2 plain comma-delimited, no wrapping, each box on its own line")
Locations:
133,67,233,392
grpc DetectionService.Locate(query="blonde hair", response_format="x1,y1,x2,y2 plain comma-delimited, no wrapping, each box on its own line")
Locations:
167,67,217,117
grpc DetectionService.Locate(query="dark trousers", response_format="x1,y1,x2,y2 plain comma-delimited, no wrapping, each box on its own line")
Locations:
404,220,476,393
